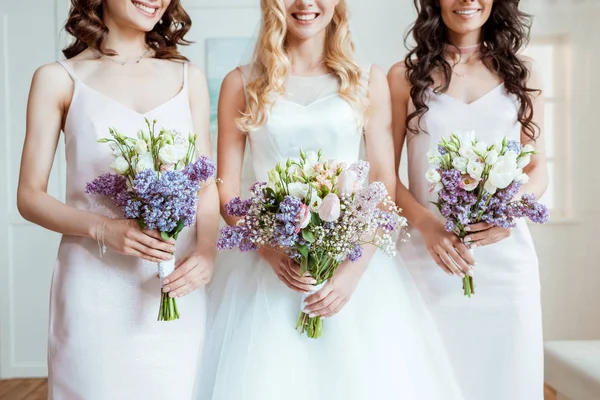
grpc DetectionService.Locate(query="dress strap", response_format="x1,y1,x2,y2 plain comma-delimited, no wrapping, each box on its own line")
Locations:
56,60,80,82
182,62,189,88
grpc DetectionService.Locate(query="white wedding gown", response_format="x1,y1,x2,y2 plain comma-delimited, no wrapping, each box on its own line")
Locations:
197,65,465,400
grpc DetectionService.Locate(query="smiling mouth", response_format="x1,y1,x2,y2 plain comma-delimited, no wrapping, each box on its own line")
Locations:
292,13,319,22
453,9,481,16
132,1,159,17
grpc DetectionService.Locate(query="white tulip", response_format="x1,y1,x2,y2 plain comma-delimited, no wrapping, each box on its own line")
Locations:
486,150,499,165
110,156,129,175
484,179,497,195
489,152,519,189
336,170,360,195
134,139,148,154
515,173,530,184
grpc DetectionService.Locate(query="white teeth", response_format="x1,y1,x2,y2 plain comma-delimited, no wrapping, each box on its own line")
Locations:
296,13,317,21
133,2,156,15
455,9,479,15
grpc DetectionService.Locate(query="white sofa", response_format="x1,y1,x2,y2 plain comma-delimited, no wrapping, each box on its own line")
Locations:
545,341,600,400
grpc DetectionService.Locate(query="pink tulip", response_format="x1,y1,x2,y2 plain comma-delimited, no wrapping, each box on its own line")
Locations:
318,193,341,222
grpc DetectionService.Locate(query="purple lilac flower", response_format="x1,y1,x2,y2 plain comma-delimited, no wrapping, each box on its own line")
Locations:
184,156,216,184
376,210,397,233
273,196,302,248
355,182,387,211
445,219,456,232
225,197,252,217
217,225,244,250
249,182,267,197
348,245,363,262
438,145,448,155
441,169,461,191
506,140,522,154
86,173,128,197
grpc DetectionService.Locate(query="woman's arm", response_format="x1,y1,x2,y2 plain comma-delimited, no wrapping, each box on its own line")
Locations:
17,63,173,263
161,63,222,297
387,61,473,275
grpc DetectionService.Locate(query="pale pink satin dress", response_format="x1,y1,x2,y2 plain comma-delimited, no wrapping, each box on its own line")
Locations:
399,84,544,400
49,60,205,399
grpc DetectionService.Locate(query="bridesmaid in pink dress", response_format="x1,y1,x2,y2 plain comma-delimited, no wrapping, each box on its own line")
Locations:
17,0,219,398
389,1,548,399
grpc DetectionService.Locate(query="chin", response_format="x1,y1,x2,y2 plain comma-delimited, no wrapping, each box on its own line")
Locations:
128,0,163,31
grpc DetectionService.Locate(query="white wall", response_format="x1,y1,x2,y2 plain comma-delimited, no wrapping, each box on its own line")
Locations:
0,0,597,379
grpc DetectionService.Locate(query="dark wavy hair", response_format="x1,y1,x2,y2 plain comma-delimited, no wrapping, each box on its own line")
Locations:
405,0,540,140
62,0,192,60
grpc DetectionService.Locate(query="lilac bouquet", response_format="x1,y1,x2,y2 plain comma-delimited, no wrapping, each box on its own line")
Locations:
86,119,216,321
217,149,406,338
427,131,549,297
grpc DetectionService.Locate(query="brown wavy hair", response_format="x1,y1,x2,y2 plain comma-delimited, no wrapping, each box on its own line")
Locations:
405,0,540,140
62,0,191,60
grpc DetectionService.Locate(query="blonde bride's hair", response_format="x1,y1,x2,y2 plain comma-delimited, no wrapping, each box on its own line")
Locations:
237,0,369,132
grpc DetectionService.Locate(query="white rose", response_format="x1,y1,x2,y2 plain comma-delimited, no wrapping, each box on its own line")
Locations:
459,144,476,159
429,182,444,194
488,152,520,189
135,152,155,173
425,169,441,183
486,150,499,165
159,145,188,164
336,170,359,195
467,161,484,180
452,157,469,172
288,182,310,200
134,139,148,154
517,154,531,169
110,156,129,175
484,179,497,195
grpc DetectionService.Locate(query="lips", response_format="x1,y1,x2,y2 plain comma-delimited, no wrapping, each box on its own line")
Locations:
132,0,159,17
453,8,481,16
292,12,319,22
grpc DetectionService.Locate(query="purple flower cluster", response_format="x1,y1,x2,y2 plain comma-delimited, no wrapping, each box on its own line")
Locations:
506,140,522,154
349,160,369,183
225,197,253,217
435,167,549,234
87,157,216,235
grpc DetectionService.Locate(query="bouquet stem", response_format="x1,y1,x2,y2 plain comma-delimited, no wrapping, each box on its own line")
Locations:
296,311,324,339
157,258,180,321
463,275,474,298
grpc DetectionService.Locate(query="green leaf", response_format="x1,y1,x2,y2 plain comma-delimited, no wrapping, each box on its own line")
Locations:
160,231,171,241
302,230,316,243
311,212,321,226
297,243,310,258
137,219,146,231
300,256,308,276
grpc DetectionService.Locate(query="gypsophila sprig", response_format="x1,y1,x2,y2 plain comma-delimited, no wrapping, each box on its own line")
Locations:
217,149,407,338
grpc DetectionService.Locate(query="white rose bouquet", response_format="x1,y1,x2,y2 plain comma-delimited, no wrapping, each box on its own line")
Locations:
217,149,407,338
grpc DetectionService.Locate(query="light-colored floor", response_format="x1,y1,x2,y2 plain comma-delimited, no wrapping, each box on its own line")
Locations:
0,379,47,400
0,379,558,400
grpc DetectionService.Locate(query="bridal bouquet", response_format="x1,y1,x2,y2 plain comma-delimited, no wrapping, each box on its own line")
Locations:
86,119,216,321
426,131,549,297
217,149,406,338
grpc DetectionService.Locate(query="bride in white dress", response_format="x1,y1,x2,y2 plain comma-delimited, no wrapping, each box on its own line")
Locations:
198,1,464,399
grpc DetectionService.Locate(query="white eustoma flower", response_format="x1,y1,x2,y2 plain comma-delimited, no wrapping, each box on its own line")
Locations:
522,144,535,153
288,182,310,200
159,144,188,164
309,192,322,212
489,151,520,189
452,157,469,172
474,141,488,156
515,173,530,184
134,139,148,154
517,154,532,169
467,160,484,180
111,156,129,175
135,152,154,173
425,169,442,183
302,151,320,177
